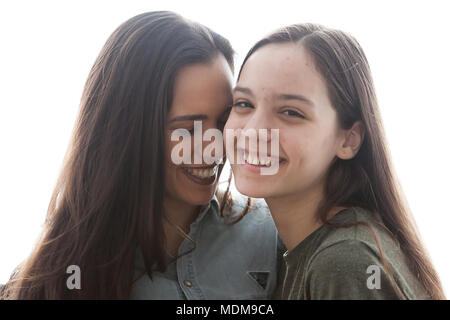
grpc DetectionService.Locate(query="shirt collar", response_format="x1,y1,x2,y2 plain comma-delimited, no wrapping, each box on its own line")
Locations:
192,194,220,226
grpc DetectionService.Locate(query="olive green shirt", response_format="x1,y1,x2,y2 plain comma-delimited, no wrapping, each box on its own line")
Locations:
274,207,429,300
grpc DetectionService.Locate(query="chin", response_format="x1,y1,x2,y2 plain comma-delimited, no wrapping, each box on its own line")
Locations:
185,188,217,206
234,179,272,199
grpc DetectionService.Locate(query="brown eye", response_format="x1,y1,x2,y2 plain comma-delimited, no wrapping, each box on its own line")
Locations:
282,109,304,118
232,101,253,109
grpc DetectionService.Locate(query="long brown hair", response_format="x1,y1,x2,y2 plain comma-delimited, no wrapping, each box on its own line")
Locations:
239,23,445,299
2,11,235,299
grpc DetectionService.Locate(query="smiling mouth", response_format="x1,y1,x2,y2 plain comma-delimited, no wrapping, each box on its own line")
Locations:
238,149,286,167
183,166,217,178
181,165,219,185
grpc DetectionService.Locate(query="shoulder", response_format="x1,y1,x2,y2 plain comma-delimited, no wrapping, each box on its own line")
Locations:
311,207,401,280
303,207,428,299
305,239,401,299
317,207,400,257
309,239,382,276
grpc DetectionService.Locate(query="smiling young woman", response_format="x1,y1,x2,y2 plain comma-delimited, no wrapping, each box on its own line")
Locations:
0,11,281,300
225,23,445,300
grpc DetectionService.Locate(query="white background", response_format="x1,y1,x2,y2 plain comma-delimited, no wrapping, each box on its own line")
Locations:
1,0,449,296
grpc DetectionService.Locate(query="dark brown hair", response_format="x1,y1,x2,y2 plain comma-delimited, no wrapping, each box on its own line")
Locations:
2,11,235,299
239,23,445,299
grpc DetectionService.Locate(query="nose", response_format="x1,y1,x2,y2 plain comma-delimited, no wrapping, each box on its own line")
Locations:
241,106,274,145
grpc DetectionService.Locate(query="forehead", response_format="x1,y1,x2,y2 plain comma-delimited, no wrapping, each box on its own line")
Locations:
238,43,327,99
170,56,233,116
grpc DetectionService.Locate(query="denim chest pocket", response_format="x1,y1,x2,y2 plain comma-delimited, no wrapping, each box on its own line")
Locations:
247,271,271,291
225,271,272,300
227,246,275,299
193,202,278,299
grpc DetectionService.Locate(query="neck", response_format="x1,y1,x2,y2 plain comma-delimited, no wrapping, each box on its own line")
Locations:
267,184,347,252
162,196,200,257
266,186,324,251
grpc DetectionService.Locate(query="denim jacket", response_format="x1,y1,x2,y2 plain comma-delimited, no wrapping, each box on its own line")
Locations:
130,194,284,299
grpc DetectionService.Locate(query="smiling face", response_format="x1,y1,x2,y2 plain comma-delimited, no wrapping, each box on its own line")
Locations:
165,54,233,206
225,43,346,200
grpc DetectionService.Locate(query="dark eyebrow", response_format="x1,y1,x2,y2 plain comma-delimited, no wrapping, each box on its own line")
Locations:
234,86,314,107
233,86,254,96
168,114,208,123
275,93,315,107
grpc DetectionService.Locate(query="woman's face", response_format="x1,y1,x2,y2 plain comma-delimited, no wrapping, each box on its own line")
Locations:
225,43,346,200
165,55,233,206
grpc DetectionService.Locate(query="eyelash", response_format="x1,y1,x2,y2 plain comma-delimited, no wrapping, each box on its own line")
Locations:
182,109,231,133
281,109,305,119
231,101,254,109
232,101,305,119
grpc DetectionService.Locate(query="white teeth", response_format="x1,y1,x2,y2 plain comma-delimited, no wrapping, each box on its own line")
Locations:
246,154,252,164
243,153,271,167
186,166,216,178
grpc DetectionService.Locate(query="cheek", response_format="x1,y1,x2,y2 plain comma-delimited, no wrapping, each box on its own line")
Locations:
315,122,340,160
165,139,176,167
224,111,245,131
164,139,183,186
293,127,337,174
224,113,241,152
164,147,176,187
282,127,329,170
284,138,306,169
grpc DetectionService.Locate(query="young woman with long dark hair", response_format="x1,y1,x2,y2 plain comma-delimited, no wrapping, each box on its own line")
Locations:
1,11,280,299
225,23,445,299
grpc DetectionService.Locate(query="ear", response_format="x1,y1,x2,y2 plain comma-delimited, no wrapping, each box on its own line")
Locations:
336,121,365,160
